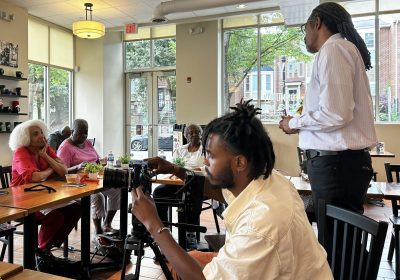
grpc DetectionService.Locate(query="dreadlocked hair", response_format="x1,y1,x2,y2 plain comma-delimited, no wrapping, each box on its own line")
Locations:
310,2,372,71
202,99,275,180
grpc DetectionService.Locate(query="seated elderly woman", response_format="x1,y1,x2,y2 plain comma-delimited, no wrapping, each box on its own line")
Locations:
8,119,81,265
153,123,205,223
57,119,120,235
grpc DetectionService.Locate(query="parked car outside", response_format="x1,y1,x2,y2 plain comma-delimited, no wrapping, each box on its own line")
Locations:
131,134,173,151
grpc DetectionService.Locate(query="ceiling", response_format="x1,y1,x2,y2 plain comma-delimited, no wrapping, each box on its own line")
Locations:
4,0,280,30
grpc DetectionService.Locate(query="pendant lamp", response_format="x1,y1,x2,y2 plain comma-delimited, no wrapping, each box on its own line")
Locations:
73,3,105,39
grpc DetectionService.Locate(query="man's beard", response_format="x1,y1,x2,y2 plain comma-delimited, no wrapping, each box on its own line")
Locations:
205,165,234,189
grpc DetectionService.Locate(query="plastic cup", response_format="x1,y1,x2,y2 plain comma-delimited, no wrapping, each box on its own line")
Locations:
65,174,78,183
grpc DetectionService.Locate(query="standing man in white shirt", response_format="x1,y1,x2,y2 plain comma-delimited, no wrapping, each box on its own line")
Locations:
279,2,377,215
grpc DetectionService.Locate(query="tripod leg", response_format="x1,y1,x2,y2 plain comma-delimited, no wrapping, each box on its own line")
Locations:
149,241,174,280
133,240,144,280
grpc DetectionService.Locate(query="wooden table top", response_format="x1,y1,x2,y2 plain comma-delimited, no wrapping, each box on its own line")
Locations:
0,206,26,223
153,174,184,186
369,150,395,158
7,269,72,279
0,261,23,279
0,180,104,213
289,176,385,199
372,182,400,199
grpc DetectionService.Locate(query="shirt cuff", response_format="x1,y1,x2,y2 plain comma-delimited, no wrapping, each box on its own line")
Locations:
288,117,302,129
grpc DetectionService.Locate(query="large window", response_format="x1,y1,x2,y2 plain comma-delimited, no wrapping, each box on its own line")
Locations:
223,2,400,123
28,18,73,131
28,64,72,132
224,21,312,122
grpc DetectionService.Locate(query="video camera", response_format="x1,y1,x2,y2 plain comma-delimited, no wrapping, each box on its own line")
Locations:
102,160,154,193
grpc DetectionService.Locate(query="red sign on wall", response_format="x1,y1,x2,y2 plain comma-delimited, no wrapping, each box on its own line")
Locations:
125,23,138,34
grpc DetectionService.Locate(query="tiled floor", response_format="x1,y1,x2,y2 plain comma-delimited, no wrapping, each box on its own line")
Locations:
2,199,398,279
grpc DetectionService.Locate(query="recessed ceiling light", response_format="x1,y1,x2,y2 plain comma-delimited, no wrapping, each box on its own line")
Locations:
237,4,247,9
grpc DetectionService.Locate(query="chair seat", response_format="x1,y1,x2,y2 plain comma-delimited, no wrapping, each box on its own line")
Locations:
389,215,400,226
0,223,16,237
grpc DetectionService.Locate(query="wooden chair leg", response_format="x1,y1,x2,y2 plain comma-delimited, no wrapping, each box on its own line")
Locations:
389,234,395,261
63,239,68,258
0,242,6,261
212,209,220,234
7,233,13,263
395,228,400,279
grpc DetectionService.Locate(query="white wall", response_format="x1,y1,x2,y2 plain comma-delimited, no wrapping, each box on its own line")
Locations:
176,20,219,124
74,37,104,156
0,2,28,166
103,31,124,158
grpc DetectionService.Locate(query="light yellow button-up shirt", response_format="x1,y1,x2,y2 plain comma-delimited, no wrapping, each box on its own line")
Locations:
203,170,333,280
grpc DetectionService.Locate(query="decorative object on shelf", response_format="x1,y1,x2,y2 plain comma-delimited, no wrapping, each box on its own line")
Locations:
13,121,21,128
0,40,18,68
15,87,21,95
5,122,11,132
2,106,11,113
0,122,3,131
0,68,3,75
11,100,19,113
0,85,4,93
73,3,105,39
15,71,23,78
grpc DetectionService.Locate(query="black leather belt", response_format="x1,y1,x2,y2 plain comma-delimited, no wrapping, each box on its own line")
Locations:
305,149,367,160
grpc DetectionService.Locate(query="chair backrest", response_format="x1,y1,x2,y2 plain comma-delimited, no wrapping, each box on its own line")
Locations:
88,138,96,146
0,166,12,189
296,147,307,174
317,200,388,280
384,162,400,183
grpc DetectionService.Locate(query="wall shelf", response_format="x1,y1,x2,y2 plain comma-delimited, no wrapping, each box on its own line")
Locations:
0,75,27,81
0,112,27,115
0,94,27,98
0,131,11,134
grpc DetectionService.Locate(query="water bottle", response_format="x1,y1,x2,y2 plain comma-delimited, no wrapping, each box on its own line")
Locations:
159,149,166,160
107,151,114,167
186,231,197,250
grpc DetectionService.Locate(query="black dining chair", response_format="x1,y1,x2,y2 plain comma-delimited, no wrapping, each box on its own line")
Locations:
317,199,388,280
296,147,316,224
384,162,400,279
0,165,16,263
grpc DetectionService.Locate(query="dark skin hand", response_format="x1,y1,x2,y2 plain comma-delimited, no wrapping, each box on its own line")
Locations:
279,115,299,135
145,157,226,203
133,160,207,280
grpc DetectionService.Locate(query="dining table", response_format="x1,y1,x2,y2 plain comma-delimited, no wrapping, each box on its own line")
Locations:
0,180,104,272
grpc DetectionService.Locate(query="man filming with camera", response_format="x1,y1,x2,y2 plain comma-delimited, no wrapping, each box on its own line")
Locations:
131,100,332,280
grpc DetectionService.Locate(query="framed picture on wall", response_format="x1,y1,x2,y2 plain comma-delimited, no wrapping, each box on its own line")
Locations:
0,40,18,68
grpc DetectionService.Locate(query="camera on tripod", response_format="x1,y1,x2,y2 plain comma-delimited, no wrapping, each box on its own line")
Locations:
103,160,154,193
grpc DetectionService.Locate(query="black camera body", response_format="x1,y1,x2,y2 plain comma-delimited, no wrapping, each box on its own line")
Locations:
103,160,153,193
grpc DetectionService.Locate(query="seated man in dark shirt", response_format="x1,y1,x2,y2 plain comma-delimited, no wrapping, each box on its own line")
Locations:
48,126,71,151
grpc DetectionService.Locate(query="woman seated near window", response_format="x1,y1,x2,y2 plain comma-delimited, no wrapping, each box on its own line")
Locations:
153,124,205,223
9,120,81,265
57,119,120,235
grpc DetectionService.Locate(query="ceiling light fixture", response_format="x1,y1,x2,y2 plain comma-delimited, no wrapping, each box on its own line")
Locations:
73,3,105,39
237,4,247,9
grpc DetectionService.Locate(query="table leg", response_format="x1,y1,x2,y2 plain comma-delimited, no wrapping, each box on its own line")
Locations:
120,187,128,240
23,213,36,269
81,195,90,276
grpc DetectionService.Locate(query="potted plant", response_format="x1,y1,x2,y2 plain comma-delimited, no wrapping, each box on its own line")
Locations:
119,154,131,169
84,163,103,179
173,157,186,168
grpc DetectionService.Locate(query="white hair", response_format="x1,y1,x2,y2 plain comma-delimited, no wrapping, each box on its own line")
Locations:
9,119,49,151
184,123,203,140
